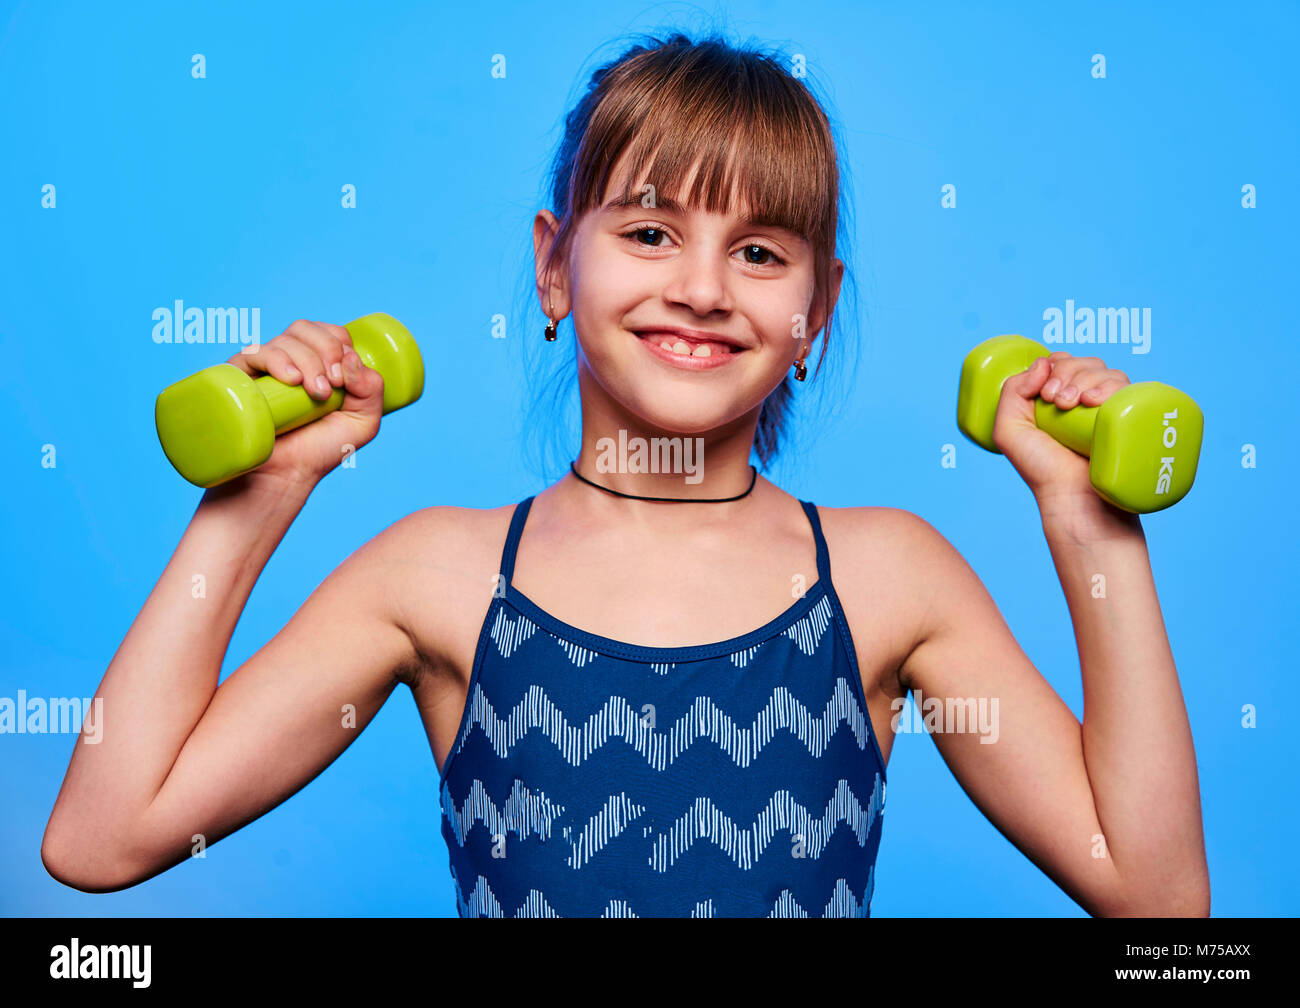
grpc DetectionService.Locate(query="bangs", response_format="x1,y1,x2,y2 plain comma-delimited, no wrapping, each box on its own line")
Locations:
561,44,838,253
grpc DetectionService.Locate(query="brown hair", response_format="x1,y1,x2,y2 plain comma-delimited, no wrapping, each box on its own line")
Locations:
522,29,858,474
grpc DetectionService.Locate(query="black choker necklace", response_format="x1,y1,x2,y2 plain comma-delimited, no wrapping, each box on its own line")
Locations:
568,460,757,502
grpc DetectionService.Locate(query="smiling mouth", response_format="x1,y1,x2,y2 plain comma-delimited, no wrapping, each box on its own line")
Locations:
634,331,743,357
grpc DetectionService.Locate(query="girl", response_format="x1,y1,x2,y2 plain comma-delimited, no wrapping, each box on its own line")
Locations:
41,31,1208,917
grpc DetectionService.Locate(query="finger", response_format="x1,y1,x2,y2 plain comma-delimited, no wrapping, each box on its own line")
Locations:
1000,355,1051,401
1040,356,1106,403
1047,355,1105,381
315,321,355,352
229,343,304,386
1055,367,1122,409
1077,374,1131,406
286,320,348,389
263,332,332,400
306,320,355,383
991,357,1055,454
340,345,385,406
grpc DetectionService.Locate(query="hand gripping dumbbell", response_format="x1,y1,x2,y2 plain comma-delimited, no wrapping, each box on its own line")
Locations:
155,313,424,488
956,334,1203,513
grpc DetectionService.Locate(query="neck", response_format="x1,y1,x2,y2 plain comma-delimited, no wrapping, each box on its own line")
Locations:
559,454,765,534
565,399,763,521
569,438,756,499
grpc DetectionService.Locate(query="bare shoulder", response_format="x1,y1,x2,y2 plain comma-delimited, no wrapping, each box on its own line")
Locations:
813,502,931,540
340,504,493,579
349,503,518,681
811,504,961,695
819,503,969,579
813,502,953,568
365,502,509,551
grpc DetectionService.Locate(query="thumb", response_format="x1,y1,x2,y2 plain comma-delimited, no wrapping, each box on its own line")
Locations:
991,356,1051,452
1003,354,1050,401
338,346,386,417
315,348,385,455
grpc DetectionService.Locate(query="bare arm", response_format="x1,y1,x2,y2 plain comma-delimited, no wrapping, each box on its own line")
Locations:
41,319,429,891
894,507,1207,917
40,475,434,891
888,348,1210,916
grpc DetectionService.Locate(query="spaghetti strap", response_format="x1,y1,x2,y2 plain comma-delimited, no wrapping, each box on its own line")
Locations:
504,496,828,591
799,499,833,586
498,495,535,585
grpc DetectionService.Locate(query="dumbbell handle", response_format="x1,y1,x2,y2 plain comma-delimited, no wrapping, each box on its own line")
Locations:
250,354,375,438
253,371,345,434
254,316,421,433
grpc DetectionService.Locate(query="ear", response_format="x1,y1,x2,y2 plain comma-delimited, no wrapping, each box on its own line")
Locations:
533,210,571,319
805,256,845,343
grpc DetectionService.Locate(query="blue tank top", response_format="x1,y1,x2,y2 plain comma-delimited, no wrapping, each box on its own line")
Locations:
438,495,888,917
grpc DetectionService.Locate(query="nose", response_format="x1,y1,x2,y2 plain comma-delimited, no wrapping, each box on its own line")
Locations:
659,241,734,317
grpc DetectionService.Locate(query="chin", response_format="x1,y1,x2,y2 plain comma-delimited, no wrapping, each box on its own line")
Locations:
625,397,744,436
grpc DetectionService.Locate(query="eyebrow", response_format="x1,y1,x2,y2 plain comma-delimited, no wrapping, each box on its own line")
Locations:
601,191,805,239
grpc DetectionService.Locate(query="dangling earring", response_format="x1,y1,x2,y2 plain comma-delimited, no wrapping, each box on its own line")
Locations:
544,301,557,341
793,356,807,381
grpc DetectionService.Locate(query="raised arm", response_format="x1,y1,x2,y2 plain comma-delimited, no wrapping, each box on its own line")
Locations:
41,320,430,892
889,351,1209,917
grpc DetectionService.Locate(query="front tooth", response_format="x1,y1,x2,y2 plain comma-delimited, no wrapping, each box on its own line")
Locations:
690,344,712,357
670,340,692,355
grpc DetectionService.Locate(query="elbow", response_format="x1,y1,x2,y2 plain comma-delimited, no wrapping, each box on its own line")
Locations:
1103,874,1211,918
41,828,148,895
1147,866,1212,918
1157,883,1211,918
1135,892,1211,918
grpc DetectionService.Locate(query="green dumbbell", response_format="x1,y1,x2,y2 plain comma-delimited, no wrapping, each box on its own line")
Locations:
155,312,424,488
956,334,1203,513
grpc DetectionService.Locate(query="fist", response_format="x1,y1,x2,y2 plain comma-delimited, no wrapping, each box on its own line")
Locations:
224,319,386,486
993,352,1131,502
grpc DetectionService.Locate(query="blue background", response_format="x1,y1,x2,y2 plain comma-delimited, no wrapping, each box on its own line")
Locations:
1,0,1294,917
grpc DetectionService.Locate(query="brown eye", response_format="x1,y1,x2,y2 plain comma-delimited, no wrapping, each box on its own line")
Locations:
741,244,783,266
625,227,667,247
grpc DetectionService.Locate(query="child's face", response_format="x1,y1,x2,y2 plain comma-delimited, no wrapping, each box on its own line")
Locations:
539,159,841,435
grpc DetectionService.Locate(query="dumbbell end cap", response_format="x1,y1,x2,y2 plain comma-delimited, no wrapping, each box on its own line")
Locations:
1089,382,1204,513
156,364,274,487
344,313,424,414
957,334,1051,453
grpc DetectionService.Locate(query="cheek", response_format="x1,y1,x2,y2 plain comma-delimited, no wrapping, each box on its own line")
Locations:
754,290,809,348
572,243,641,318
